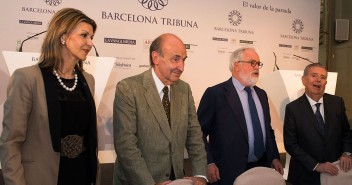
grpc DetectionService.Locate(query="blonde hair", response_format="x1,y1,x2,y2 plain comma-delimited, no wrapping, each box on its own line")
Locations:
38,8,97,72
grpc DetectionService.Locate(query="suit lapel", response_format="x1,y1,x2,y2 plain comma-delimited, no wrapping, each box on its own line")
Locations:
322,94,331,138
77,71,97,143
40,67,61,152
77,71,98,180
143,70,172,142
77,71,96,116
170,82,182,136
224,78,248,141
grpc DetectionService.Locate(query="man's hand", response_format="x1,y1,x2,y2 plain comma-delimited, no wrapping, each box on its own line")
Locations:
184,176,207,185
339,154,352,172
315,162,339,175
271,159,284,175
155,180,171,185
207,163,220,183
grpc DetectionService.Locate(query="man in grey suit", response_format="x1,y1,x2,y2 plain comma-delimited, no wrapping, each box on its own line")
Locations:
284,63,352,185
113,33,207,185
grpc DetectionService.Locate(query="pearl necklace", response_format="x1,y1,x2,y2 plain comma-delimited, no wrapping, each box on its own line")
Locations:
53,69,78,91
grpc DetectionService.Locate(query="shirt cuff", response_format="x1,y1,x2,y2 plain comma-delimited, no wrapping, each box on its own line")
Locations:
194,175,208,182
313,163,319,171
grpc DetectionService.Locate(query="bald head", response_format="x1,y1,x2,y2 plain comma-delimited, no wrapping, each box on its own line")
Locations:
149,33,185,67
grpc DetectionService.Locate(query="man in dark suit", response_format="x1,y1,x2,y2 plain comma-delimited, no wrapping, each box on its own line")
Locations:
113,33,207,185
197,47,283,185
284,63,352,185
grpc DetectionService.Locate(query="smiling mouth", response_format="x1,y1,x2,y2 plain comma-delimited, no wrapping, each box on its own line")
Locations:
313,84,321,89
252,71,259,76
173,70,183,75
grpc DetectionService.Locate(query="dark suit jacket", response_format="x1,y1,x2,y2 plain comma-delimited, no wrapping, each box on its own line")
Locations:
197,78,280,185
284,93,352,185
0,65,99,185
113,69,207,185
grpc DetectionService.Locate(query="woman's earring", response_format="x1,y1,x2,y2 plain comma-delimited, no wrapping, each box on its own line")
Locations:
61,40,65,45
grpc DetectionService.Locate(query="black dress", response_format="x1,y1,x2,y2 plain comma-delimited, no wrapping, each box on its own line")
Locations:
55,77,91,185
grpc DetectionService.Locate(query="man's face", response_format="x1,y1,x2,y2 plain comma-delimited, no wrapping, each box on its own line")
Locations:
153,35,187,85
302,66,327,101
235,49,260,87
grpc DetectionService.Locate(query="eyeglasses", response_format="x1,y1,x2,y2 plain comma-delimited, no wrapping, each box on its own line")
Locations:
238,60,263,69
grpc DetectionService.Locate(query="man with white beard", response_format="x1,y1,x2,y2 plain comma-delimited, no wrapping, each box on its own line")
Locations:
197,47,283,185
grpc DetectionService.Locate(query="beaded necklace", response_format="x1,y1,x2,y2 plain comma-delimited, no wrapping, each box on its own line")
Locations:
53,69,78,91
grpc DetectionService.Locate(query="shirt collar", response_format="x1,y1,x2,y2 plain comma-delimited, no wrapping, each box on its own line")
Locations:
305,93,324,106
152,68,170,93
232,76,249,92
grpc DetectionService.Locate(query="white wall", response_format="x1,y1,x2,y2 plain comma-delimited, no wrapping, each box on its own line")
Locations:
0,0,321,163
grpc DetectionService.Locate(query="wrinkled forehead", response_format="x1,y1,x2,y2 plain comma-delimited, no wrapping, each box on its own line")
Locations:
308,66,327,75
162,40,186,57
241,49,259,61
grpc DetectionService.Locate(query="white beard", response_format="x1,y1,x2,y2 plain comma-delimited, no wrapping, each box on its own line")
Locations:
239,71,258,87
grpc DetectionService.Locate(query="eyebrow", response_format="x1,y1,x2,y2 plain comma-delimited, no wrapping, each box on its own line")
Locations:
80,29,93,34
311,73,327,77
173,55,187,60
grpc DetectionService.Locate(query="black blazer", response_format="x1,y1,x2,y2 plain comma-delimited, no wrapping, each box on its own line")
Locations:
197,78,280,185
284,93,352,185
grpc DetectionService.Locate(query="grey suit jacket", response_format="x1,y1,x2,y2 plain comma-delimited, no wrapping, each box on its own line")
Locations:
0,65,98,185
113,69,207,185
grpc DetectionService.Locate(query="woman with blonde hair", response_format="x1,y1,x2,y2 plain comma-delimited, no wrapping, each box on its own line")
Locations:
0,8,99,185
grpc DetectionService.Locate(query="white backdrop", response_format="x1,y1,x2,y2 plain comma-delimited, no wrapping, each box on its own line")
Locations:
0,0,320,163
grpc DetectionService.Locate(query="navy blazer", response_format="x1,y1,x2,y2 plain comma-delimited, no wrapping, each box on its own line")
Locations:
284,93,352,185
197,78,280,185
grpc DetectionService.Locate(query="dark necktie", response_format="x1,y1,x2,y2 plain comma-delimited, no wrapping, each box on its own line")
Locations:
315,103,325,136
162,86,171,125
162,86,175,180
244,87,265,159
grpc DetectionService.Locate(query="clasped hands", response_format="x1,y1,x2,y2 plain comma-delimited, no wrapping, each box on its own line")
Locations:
316,154,352,175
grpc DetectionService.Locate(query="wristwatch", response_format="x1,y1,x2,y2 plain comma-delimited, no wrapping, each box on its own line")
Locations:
343,152,351,156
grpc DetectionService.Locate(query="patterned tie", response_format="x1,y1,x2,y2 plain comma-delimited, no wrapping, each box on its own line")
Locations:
244,87,265,159
162,86,171,125
315,103,325,136
162,86,175,179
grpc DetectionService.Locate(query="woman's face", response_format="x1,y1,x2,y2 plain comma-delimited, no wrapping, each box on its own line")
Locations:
62,22,94,62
